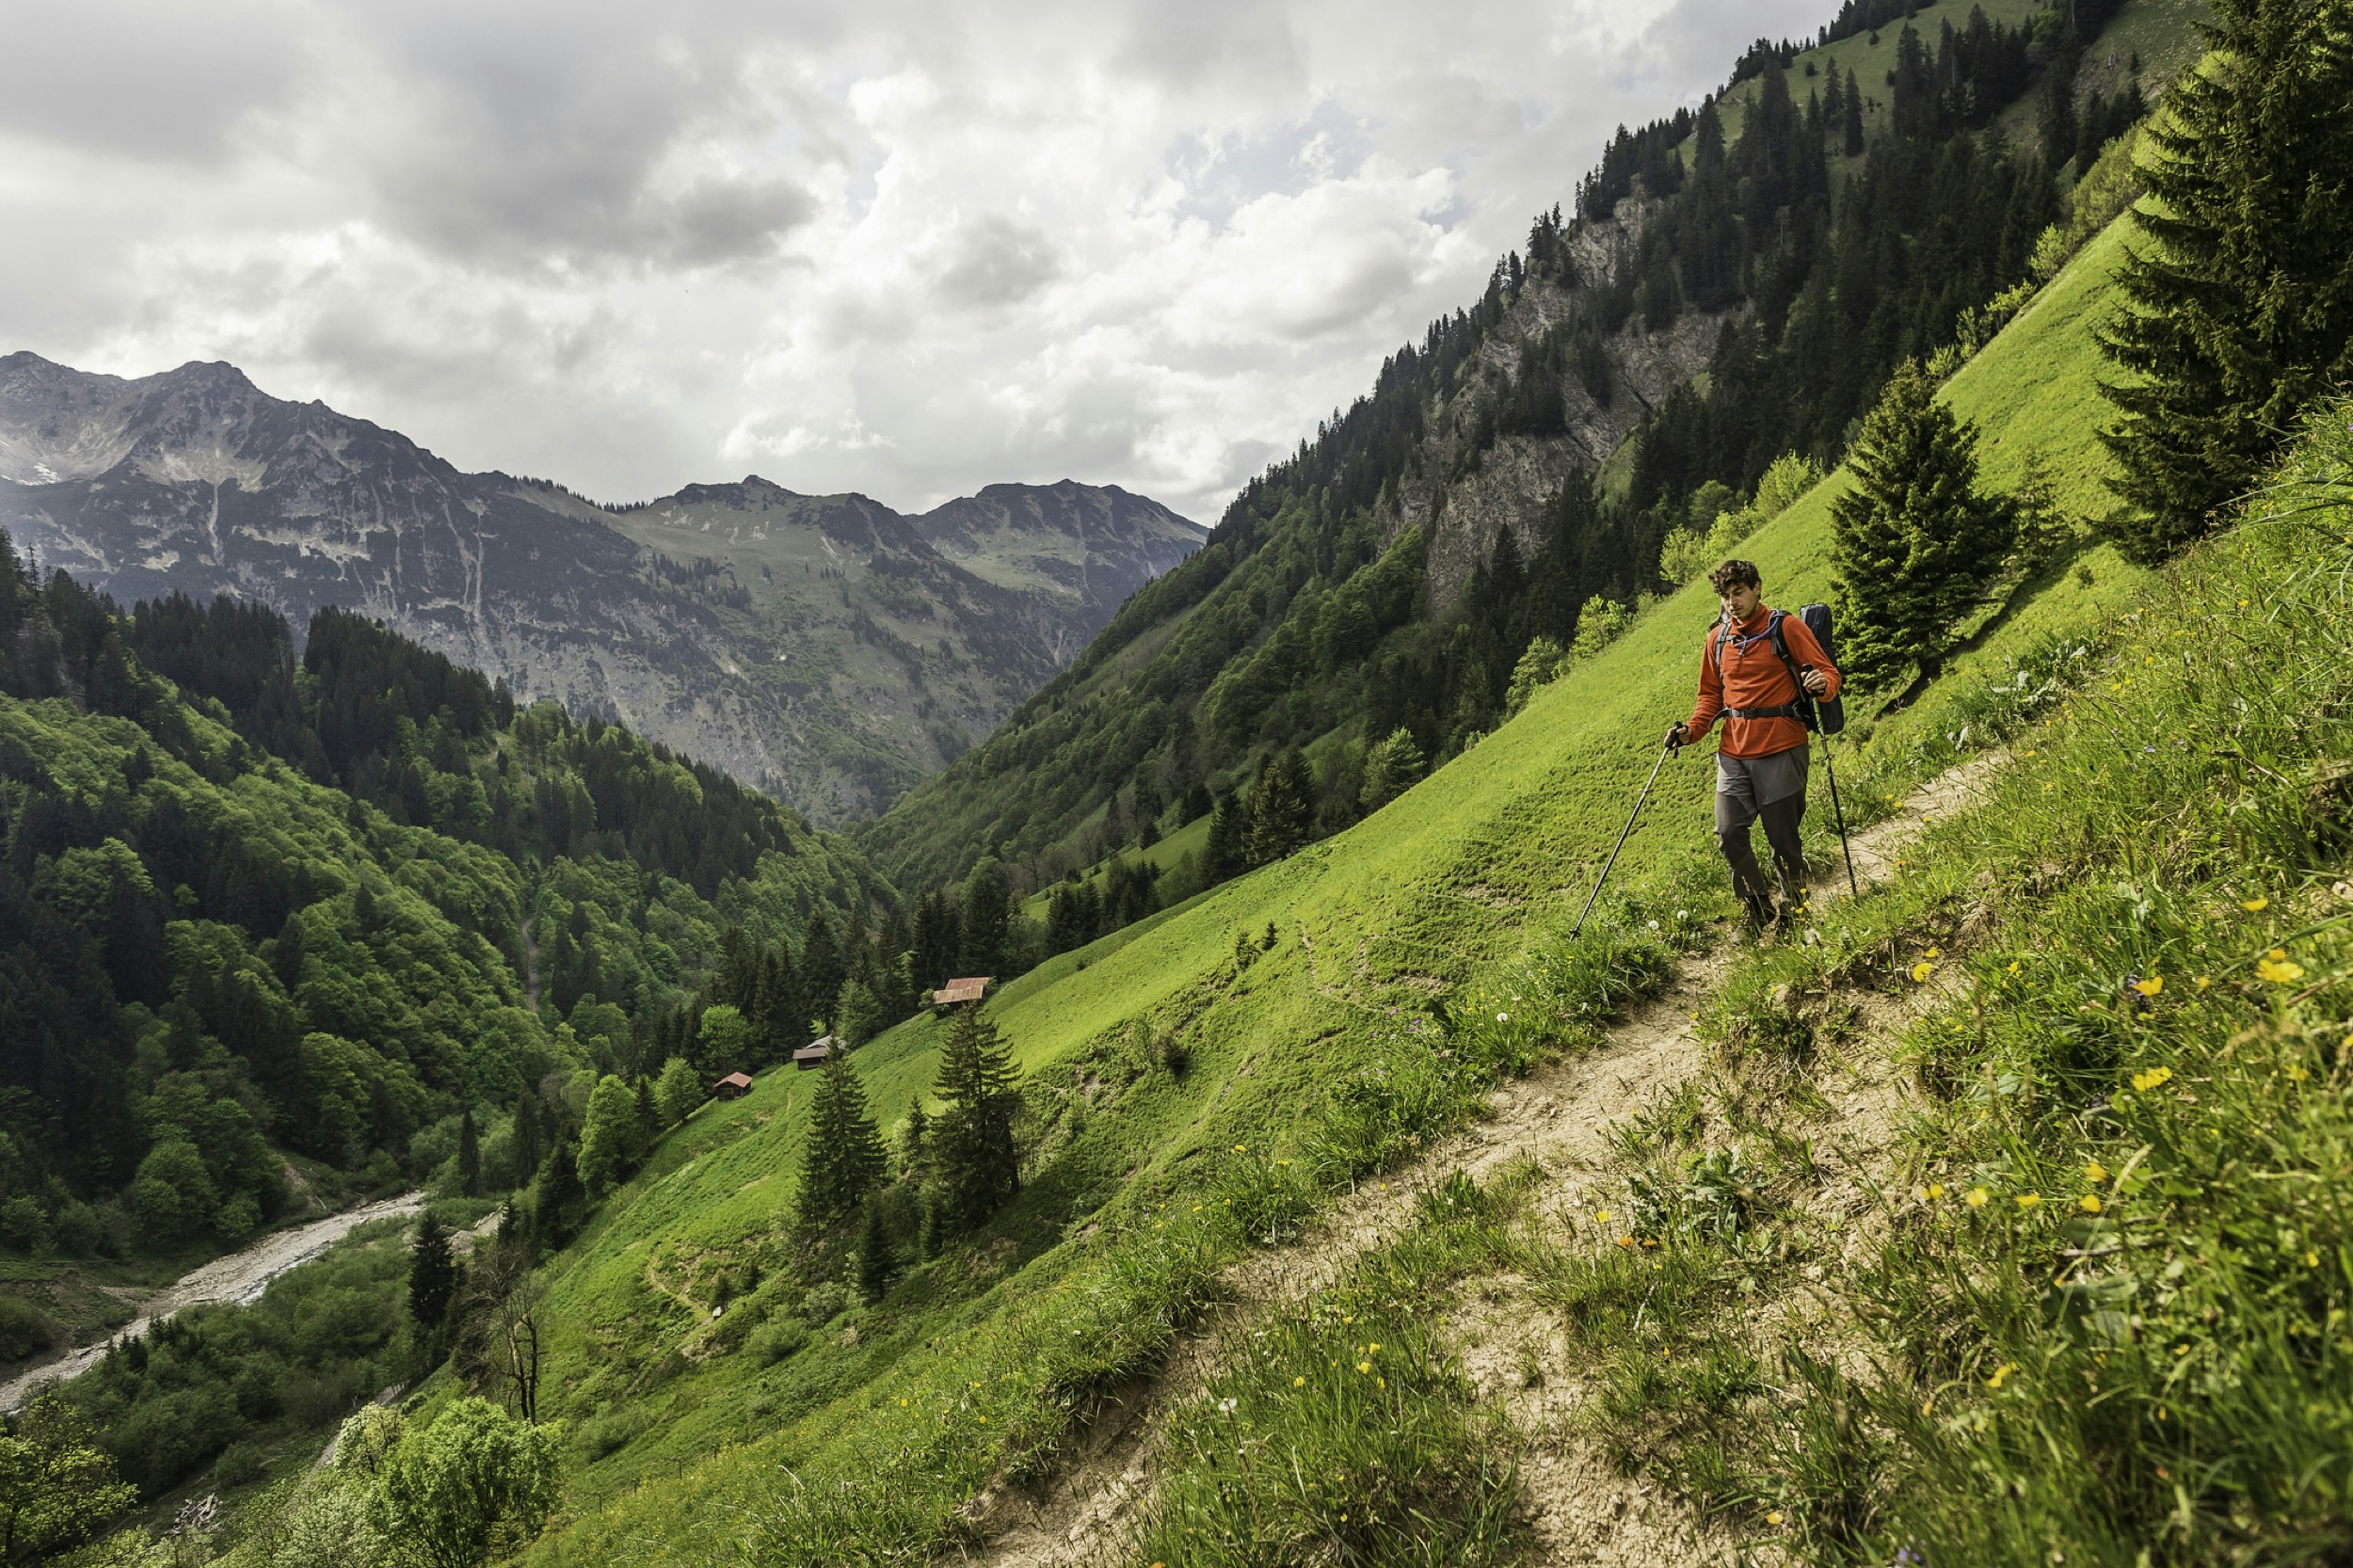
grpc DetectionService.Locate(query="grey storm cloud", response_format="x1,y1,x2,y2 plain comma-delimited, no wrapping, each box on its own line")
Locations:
0,0,1836,521
933,216,1061,309
0,0,304,162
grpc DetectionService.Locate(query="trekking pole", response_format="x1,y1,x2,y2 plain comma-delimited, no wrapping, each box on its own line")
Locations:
1572,737,1675,938
1821,738,1859,898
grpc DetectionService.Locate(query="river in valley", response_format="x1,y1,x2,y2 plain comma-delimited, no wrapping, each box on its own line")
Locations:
0,1191,425,1412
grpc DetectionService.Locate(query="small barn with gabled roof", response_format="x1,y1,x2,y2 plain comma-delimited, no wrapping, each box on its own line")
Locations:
713,1072,754,1100
792,1036,839,1070
933,976,991,1007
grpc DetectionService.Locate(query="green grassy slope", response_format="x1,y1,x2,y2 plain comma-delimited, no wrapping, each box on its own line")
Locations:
1018,812,1211,922
512,203,2153,1562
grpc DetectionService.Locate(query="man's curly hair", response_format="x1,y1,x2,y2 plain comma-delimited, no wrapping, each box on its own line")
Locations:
1708,558,1762,594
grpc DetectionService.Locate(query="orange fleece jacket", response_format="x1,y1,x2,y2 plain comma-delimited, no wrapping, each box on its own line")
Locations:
1682,606,1843,759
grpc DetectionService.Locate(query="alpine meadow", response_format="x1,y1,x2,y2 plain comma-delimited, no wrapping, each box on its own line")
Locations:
6,0,2353,1565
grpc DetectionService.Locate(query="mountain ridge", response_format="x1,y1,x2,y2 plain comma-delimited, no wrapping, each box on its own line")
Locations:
0,351,1204,825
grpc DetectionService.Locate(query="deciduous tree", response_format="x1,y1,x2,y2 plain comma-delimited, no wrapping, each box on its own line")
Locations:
373,1398,560,1568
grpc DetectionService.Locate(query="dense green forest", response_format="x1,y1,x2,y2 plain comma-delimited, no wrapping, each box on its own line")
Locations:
854,0,2159,906
0,564,886,1268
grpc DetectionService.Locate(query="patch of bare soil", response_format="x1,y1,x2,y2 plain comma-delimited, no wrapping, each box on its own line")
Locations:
971,752,2007,1567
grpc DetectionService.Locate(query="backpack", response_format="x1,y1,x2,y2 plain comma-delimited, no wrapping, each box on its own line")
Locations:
1711,603,1846,736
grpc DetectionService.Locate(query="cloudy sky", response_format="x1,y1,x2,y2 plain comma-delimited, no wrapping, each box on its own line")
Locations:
0,0,1824,523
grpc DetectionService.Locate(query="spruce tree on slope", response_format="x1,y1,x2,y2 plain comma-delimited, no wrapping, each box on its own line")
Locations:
457,1107,481,1199
409,1213,457,1331
855,1193,897,1301
798,915,843,1035
931,1003,1021,1233
1248,749,1314,866
2098,0,2353,562
958,861,1010,978
794,1053,887,1235
1205,790,1254,882
1830,361,2015,690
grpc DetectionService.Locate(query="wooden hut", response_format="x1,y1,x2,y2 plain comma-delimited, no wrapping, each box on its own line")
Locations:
792,1036,839,1071
713,1071,754,1100
933,976,991,1007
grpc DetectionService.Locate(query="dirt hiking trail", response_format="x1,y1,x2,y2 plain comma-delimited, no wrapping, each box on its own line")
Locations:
969,749,2007,1566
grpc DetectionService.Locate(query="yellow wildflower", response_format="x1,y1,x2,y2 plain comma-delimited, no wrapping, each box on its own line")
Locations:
2287,1064,2311,1082
2257,956,2306,984
2078,1194,2103,1214
2242,896,2270,912
2307,1251,2322,1268
1925,1183,1947,1200
1988,1363,2015,1390
2015,1194,2042,1209
1927,946,1941,958
1964,1188,1989,1209
1595,1209,1614,1224
1368,1343,1381,1352
1766,1510,1786,1526
2134,975,2163,997
1911,961,1935,983
2195,976,2211,990
1617,1235,1636,1248
1357,1360,1371,1374
2129,1066,2173,1093
1294,1376,1306,1387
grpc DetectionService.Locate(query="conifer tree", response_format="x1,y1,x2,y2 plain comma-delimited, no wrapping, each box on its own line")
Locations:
930,1003,1021,1233
834,976,881,1049
855,1193,896,1301
1843,66,1865,155
1358,727,1428,812
751,943,803,1060
1248,749,1314,865
794,1053,887,1235
1830,362,2014,689
512,1086,544,1183
798,915,843,1034
1205,790,1254,882
958,861,1010,977
457,1107,481,1198
633,1076,659,1151
409,1213,457,1330
2098,0,2353,562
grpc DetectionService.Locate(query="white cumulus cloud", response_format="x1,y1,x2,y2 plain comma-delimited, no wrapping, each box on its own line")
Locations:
0,0,1828,521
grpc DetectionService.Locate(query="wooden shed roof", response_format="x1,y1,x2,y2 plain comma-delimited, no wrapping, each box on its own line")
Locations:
933,976,991,1005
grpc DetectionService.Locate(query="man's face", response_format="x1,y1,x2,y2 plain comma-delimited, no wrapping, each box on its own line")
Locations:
1718,581,1762,621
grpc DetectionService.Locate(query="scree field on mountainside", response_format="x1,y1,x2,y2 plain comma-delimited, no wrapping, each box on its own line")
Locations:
7,0,2353,1563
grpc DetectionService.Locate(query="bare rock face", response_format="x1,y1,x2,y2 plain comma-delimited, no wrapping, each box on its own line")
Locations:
0,353,1202,825
1384,200,1738,612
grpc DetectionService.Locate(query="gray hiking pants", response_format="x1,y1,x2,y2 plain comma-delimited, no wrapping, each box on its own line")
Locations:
1716,746,1808,915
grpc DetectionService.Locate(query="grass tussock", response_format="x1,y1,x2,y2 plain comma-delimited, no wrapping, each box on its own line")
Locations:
1134,1167,1538,1568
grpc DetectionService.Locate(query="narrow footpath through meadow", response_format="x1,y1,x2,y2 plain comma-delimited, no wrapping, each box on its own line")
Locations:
969,746,2010,1567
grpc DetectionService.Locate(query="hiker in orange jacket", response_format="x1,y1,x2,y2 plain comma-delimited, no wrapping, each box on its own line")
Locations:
1665,559,1841,930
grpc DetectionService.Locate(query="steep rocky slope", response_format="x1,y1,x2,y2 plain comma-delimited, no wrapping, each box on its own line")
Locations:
0,354,1202,824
